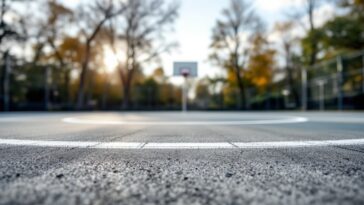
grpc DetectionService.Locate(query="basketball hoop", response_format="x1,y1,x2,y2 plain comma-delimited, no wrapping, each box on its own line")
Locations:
173,62,198,112
181,68,190,78
173,62,198,77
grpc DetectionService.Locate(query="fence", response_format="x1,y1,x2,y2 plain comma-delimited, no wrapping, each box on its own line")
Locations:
1,51,364,111
303,50,364,110
217,50,364,111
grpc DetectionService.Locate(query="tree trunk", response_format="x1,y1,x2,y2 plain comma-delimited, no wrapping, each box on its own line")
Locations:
86,73,94,109
308,0,318,66
233,49,246,110
286,67,300,108
44,67,51,111
101,77,109,110
76,43,91,110
309,41,318,66
121,69,134,110
285,44,300,108
76,67,86,110
3,51,10,111
285,49,299,108
64,69,71,107
234,68,246,110
0,54,4,110
76,17,109,110
121,42,137,110
122,82,130,109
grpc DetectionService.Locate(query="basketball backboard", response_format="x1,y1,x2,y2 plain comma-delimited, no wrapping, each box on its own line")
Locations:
173,62,198,77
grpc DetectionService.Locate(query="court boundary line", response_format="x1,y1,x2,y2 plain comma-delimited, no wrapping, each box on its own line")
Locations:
1,138,364,149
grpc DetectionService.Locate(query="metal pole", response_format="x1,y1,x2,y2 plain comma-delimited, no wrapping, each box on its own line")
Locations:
3,53,10,111
336,56,343,110
333,73,338,96
318,81,325,111
301,67,307,111
182,76,187,112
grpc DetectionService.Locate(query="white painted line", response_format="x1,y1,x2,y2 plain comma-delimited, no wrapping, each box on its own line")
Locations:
94,142,145,149
233,141,311,148
62,116,308,125
233,139,364,148
1,138,364,149
144,142,235,149
0,139,99,148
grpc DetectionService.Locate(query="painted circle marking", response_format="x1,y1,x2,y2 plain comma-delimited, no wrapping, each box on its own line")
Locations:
1,115,363,149
62,116,308,125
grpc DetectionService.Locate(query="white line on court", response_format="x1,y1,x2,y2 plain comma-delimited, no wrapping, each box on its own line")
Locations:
62,116,308,125
1,138,364,149
144,143,236,149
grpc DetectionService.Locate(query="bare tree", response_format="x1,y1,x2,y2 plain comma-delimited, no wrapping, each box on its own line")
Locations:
209,0,260,109
0,0,29,51
274,21,300,106
45,0,72,68
76,0,124,109
289,0,325,66
306,0,320,66
13,0,73,110
33,0,73,103
1,0,13,47
0,0,27,110
110,0,179,109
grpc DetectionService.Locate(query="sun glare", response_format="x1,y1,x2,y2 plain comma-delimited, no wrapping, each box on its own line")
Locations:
103,47,119,73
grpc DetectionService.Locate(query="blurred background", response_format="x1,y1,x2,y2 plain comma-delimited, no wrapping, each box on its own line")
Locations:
0,0,363,111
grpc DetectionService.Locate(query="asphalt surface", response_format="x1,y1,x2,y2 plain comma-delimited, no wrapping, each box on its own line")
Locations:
0,112,364,205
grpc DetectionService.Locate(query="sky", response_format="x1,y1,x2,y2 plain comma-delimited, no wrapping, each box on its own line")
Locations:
162,0,334,79
60,0,335,81
162,0,295,78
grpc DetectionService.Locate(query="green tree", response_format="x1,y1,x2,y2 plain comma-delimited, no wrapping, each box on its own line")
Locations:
289,0,327,66
321,16,364,55
317,0,364,56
